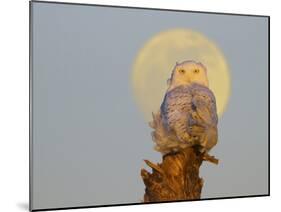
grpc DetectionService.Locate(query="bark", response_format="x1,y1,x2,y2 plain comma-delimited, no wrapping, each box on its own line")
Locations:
141,147,218,202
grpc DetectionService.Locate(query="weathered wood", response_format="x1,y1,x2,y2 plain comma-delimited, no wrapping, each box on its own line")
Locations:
141,147,217,202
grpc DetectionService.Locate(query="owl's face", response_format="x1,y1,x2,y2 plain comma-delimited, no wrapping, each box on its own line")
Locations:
168,61,209,90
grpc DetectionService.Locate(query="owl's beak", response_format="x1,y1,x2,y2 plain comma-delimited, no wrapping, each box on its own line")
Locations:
186,77,191,84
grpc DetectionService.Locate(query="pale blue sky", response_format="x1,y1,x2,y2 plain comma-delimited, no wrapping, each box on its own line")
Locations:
31,1,268,210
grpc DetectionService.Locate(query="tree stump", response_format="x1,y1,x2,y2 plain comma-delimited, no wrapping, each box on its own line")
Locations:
141,147,218,202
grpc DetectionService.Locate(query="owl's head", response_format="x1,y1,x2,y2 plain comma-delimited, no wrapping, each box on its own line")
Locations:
167,60,209,90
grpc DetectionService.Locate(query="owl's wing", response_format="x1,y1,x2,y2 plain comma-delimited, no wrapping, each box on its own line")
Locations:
191,84,218,127
188,84,218,152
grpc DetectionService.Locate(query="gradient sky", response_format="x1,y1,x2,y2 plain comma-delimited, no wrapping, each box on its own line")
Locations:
31,1,269,210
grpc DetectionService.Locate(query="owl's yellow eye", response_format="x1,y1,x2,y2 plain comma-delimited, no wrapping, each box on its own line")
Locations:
179,69,185,74
193,69,200,73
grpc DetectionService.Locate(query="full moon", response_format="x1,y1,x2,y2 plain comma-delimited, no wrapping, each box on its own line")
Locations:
131,29,231,121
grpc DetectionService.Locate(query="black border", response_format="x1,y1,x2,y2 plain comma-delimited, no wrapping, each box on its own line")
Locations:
29,0,270,211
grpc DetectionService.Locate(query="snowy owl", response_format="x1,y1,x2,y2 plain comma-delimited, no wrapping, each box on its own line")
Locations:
150,60,218,156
